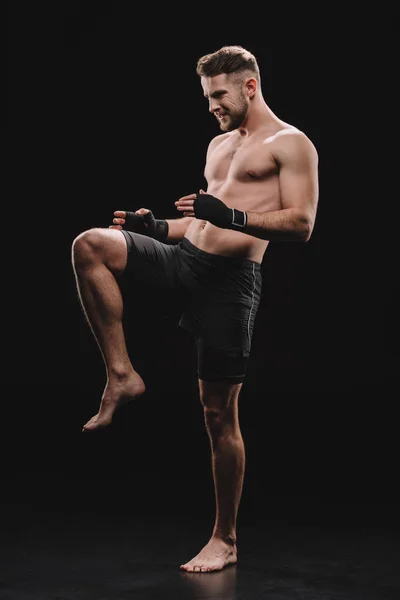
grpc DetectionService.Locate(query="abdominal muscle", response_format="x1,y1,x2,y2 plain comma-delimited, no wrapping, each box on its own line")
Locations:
184,219,269,264
183,125,291,262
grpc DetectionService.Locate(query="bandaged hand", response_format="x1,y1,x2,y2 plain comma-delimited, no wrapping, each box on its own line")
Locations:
175,190,247,231
110,208,169,241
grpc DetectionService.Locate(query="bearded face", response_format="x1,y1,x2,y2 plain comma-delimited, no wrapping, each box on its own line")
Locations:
215,88,248,132
201,74,250,132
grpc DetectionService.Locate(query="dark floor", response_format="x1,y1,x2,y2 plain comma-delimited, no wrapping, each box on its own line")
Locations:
2,381,399,599
1,497,399,600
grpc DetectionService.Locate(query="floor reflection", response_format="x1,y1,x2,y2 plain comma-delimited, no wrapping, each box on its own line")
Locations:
180,563,237,599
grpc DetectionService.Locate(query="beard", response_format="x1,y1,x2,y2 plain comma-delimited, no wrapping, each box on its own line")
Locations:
219,94,248,132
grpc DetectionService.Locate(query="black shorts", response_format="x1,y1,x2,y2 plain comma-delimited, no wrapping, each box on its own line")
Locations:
120,231,262,383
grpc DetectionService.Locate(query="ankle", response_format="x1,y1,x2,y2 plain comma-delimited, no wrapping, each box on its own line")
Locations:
107,365,135,380
212,530,236,545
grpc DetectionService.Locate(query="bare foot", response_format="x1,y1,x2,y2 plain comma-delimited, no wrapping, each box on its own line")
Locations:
82,371,145,432
180,537,237,572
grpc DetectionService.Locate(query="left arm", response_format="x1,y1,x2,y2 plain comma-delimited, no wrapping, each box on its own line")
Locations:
245,132,319,242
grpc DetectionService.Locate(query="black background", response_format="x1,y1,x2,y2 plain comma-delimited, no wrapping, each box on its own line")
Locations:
6,3,399,529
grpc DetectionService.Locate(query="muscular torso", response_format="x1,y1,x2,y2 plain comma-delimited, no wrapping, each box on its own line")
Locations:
184,122,296,263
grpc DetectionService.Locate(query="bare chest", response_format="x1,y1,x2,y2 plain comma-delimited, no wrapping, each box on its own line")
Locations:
204,136,278,184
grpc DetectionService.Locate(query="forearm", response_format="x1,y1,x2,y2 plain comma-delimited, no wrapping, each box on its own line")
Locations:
177,192,314,242
165,216,195,242
244,208,312,242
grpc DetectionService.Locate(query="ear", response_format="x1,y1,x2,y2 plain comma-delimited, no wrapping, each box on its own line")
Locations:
245,77,257,98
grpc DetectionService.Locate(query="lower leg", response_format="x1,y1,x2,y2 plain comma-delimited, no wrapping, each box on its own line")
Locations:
71,229,145,431
209,414,245,543
180,382,243,572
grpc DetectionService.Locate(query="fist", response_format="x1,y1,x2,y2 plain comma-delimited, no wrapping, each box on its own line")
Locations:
109,209,151,231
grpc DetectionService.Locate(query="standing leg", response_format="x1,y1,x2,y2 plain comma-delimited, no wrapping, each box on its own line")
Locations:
71,227,145,432
180,379,244,572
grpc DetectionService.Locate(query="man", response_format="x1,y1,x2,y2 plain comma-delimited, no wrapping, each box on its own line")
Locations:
71,45,319,572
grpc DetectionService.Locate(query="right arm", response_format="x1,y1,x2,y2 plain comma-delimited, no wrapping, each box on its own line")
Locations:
165,216,194,242
110,209,194,243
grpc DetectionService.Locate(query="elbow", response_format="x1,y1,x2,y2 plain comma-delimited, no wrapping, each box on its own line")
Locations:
295,214,313,242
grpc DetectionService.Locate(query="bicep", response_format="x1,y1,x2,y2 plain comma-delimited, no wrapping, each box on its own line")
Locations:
277,135,319,223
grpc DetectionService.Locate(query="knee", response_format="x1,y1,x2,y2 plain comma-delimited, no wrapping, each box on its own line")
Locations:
200,383,240,436
202,396,236,437
203,405,224,430
71,228,105,267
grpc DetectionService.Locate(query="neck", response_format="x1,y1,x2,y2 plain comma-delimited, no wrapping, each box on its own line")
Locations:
238,96,281,136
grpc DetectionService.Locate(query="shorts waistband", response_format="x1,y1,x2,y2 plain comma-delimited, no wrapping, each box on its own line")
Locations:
181,237,261,272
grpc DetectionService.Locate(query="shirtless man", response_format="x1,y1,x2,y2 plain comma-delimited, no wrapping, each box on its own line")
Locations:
71,46,319,573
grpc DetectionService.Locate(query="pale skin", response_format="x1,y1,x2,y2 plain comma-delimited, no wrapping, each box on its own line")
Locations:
71,70,318,572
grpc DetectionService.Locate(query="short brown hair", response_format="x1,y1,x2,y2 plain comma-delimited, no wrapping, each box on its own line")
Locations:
196,45,260,82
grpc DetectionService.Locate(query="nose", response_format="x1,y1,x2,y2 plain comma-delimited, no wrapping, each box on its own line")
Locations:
208,98,220,113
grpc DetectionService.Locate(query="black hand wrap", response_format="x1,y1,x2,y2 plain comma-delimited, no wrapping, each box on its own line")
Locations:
193,193,247,231
123,211,148,235
123,211,169,242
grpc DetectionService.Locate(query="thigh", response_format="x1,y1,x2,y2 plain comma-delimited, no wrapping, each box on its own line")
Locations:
120,230,181,291
180,260,262,354
119,231,192,324
196,341,250,384
194,275,262,384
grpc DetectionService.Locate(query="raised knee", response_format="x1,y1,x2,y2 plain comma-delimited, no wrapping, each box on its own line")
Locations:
72,228,105,265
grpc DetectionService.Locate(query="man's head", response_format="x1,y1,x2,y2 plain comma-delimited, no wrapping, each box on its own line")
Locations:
196,46,261,132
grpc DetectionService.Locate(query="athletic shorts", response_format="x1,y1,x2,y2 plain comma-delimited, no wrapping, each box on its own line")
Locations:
120,231,262,383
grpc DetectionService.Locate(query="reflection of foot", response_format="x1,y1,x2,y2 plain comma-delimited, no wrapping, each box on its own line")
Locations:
180,537,237,572
82,372,145,432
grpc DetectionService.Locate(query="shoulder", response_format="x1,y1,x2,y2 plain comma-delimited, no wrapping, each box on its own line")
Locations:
271,127,318,166
206,132,233,153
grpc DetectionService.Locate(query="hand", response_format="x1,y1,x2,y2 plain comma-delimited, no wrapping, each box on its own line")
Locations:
174,189,219,218
175,190,247,230
174,192,199,217
109,208,150,233
110,208,169,242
